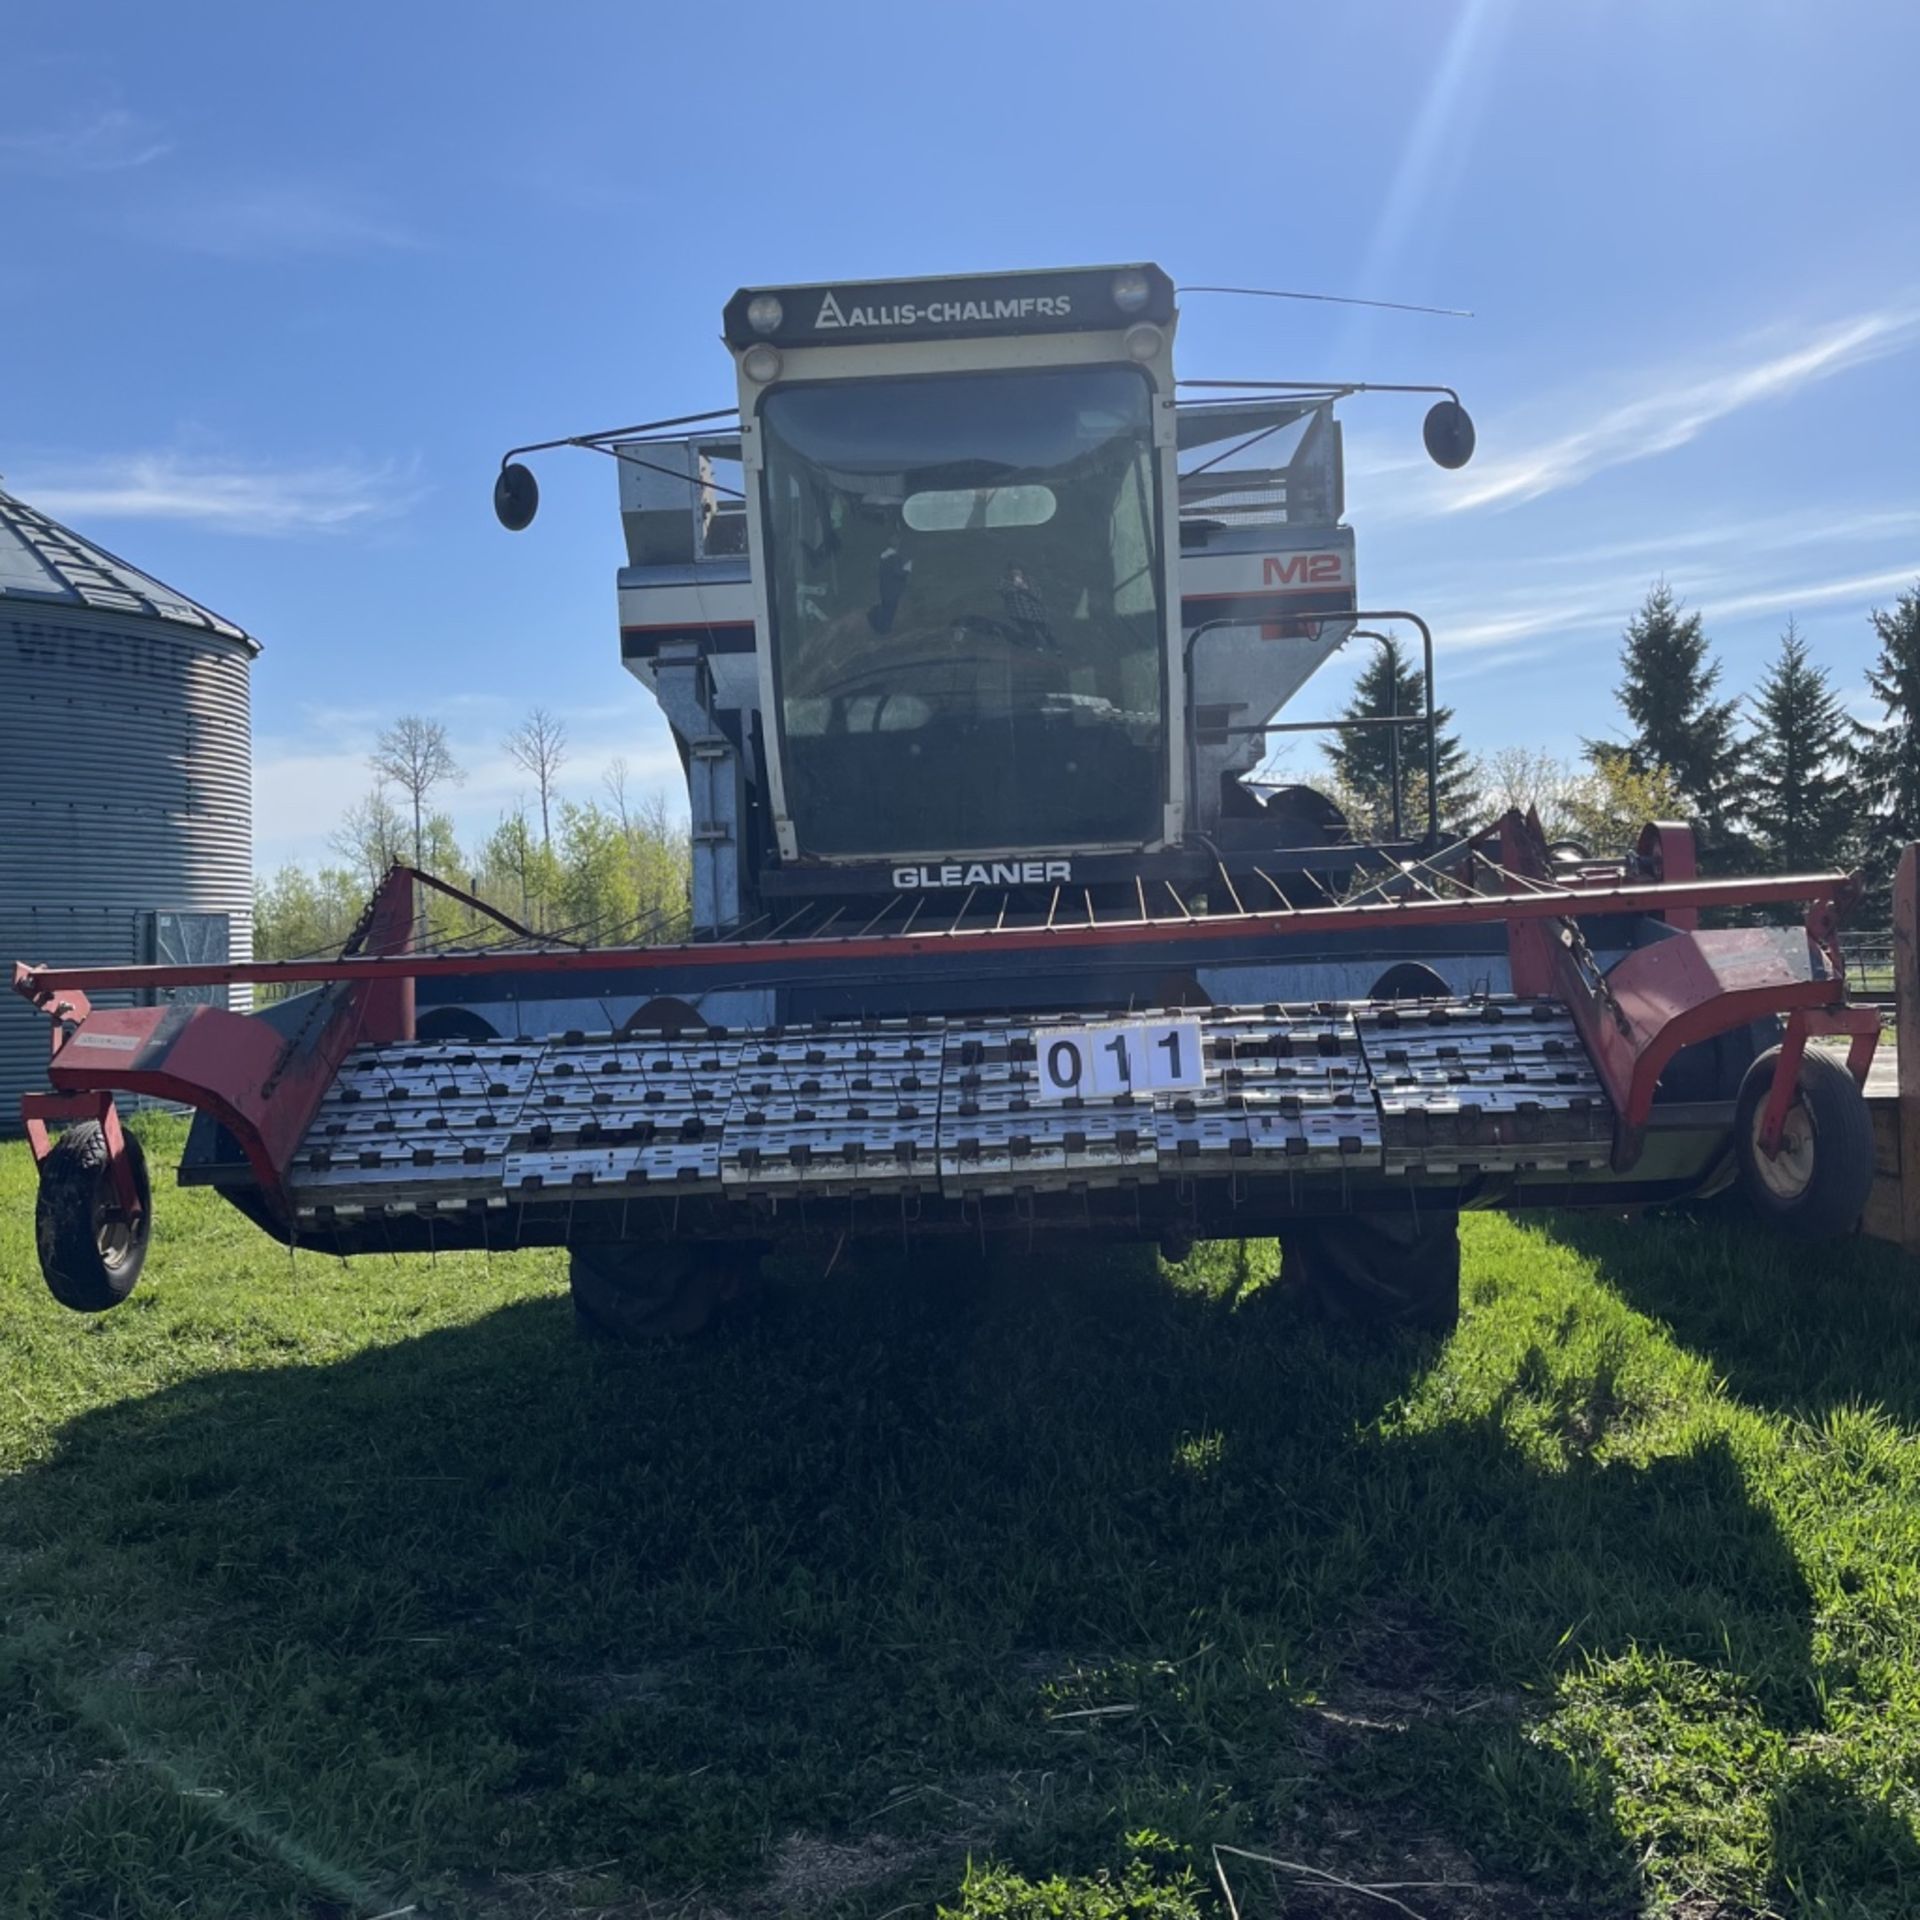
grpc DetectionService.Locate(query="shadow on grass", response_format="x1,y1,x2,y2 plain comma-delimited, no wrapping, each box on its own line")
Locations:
0,1234,1894,1917
1543,1205,1920,1425
1768,1765,1920,1916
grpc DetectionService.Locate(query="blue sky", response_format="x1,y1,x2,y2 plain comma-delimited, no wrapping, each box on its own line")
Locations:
6,1,1918,869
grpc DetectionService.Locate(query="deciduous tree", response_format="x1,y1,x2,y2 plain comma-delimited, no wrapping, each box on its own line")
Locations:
473,806,563,933
1480,744,1681,853
505,707,569,849
1564,748,1683,854
371,715,463,867
328,784,407,887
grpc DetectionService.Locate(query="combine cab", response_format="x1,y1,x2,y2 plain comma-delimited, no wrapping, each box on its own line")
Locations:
13,265,1881,1333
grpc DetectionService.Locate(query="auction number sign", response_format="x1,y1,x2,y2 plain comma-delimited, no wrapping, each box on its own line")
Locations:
1031,1017,1206,1103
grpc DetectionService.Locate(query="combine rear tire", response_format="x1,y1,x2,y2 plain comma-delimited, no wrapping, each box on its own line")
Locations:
570,1243,757,1341
35,1122,151,1314
1733,1045,1873,1238
1285,1207,1460,1333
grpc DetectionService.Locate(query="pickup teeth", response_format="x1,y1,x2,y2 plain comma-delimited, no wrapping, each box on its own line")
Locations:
287,997,1613,1218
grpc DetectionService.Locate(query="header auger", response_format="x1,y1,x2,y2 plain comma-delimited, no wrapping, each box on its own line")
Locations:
12,265,1886,1334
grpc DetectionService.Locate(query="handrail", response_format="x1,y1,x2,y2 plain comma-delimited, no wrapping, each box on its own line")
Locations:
1184,607,1440,851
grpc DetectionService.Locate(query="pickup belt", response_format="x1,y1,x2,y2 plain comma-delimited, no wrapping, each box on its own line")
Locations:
285,996,1611,1221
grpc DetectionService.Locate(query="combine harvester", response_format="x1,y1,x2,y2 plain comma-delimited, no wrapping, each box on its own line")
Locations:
13,265,1883,1334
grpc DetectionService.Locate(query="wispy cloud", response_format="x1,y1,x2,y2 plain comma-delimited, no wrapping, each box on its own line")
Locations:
0,109,173,175
21,450,427,537
1395,555,1920,671
1443,307,1920,513
1490,505,1920,575
1706,564,1920,623
1410,586,1626,653
151,182,422,260
1389,496,1920,657
1382,556,1920,683
1351,307,1920,526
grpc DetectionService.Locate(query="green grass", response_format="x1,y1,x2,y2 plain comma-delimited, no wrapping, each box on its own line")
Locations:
3,1119,1920,1918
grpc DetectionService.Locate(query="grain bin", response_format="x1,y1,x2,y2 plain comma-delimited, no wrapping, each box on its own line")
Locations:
0,487,257,1129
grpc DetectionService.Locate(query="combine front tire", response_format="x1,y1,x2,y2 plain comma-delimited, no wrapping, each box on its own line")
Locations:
1285,1207,1460,1333
1733,1044,1873,1238
570,1243,758,1340
35,1122,151,1314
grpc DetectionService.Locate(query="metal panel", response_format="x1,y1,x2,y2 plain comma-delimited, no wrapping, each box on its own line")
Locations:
1,586,254,1130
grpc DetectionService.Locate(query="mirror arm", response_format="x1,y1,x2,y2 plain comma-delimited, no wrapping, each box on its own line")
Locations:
498,406,737,469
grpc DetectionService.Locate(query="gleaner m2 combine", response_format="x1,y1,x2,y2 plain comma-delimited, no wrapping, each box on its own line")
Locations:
14,265,1884,1334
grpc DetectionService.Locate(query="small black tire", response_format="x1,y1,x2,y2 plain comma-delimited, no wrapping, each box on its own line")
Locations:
1733,1044,1873,1238
1284,1207,1460,1333
35,1121,152,1314
569,1243,757,1341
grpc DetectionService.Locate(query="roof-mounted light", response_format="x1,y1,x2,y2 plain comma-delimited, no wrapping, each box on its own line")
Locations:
745,294,784,336
1124,323,1164,362
1111,269,1152,315
742,344,783,384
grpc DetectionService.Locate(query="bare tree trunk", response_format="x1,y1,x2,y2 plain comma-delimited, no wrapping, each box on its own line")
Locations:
506,707,570,849
370,715,463,945
370,716,463,868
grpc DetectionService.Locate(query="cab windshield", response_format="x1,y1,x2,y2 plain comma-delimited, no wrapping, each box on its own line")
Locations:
759,365,1164,858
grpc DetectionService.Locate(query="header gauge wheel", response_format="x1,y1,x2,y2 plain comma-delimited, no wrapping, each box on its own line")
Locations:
35,1121,151,1314
1733,1045,1873,1239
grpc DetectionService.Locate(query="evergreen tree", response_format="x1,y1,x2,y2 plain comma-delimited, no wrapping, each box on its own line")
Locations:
1595,582,1743,847
1323,633,1476,838
1746,619,1859,873
1852,583,1920,890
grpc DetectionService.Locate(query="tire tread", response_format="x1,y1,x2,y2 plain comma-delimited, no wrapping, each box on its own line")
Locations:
34,1121,151,1314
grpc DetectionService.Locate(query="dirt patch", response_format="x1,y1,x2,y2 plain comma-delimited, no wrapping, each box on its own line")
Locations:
450,1862,726,1920
1215,1827,1577,1920
1299,1602,1522,1751
1262,1609,1558,1918
1337,1599,1454,1695
753,1832,929,1914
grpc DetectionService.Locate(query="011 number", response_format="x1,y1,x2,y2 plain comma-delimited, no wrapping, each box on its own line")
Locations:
1032,1018,1206,1102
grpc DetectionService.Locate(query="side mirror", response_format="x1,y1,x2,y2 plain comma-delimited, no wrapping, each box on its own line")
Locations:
493,462,539,531
1422,399,1476,470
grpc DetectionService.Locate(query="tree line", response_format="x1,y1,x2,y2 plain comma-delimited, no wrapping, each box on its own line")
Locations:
253,707,691,988
1324,580,1920,900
